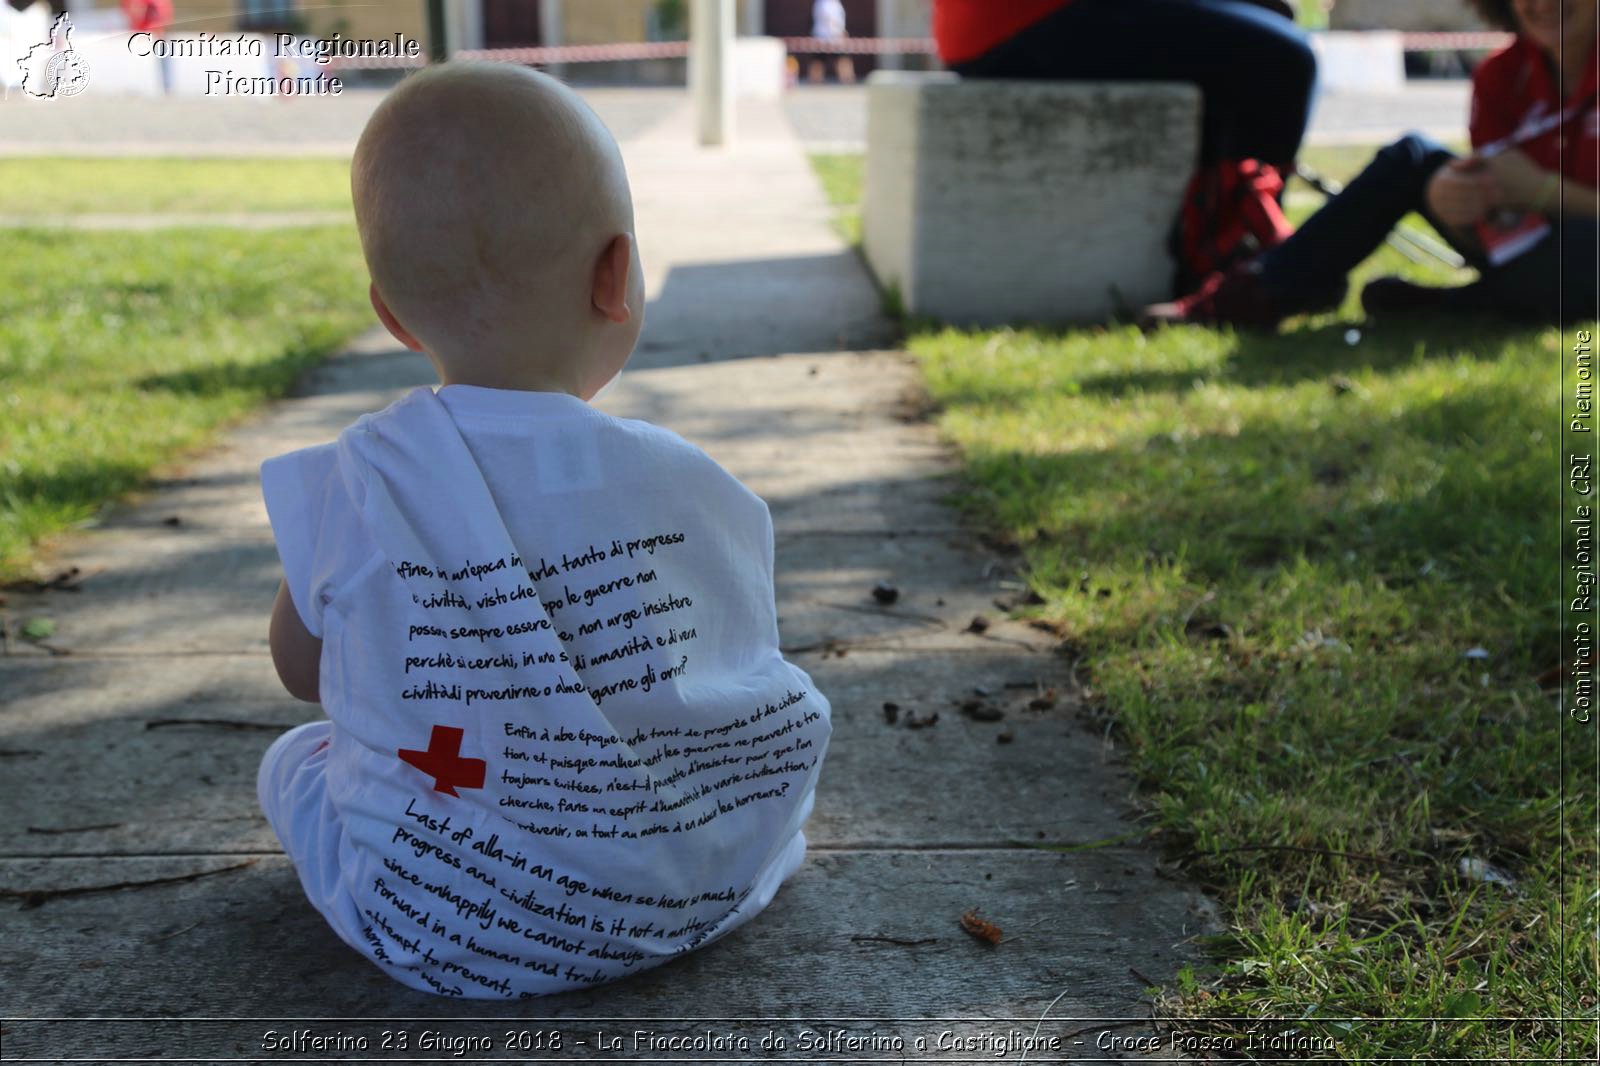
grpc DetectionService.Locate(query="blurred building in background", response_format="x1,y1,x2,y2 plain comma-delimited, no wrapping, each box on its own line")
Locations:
23,0,1478,55
1330,0,1483,31
60,0,930,51
20,0,1482,95
51,0,929,83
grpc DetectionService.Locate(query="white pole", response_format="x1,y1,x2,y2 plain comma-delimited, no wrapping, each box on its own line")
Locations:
541,0,565,82
444,0,483,54
877,0,901,70
691,0,734,146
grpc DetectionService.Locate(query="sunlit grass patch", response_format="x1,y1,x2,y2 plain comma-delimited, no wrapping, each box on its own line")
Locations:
808,153,863,246
0,157,353,216
912,312,1591,1055
812,147,1597,1056
0,225,370,580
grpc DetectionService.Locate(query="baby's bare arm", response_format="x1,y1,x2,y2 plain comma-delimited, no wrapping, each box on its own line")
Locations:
270,578,323,702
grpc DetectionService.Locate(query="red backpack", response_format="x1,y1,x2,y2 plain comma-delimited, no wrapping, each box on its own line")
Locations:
1170,158,1295,295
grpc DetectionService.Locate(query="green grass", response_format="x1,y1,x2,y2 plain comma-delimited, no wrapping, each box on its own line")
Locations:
810,153,864,246
0,157,354,215
0,225,371,581
817,150,1598,1057
1299,141,1470,186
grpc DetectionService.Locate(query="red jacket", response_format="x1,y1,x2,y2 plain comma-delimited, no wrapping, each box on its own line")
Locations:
1471,35,1599,187
121,0,173,34
932,0,1073,66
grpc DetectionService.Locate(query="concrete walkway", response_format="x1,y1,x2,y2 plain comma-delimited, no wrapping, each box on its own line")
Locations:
1,95,1219,1059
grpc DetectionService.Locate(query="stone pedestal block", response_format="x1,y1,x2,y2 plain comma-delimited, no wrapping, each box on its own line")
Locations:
863,71,1201,325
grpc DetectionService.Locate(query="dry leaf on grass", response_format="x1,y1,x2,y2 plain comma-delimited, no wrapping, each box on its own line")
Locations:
959,908,1003,946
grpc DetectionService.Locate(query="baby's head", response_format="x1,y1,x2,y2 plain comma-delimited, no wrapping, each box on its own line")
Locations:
352,62,642,398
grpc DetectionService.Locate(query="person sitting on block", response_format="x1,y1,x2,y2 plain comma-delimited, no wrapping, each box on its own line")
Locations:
1144,0,1599,328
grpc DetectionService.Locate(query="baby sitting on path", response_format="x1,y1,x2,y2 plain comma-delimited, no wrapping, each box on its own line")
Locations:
257,63,832,999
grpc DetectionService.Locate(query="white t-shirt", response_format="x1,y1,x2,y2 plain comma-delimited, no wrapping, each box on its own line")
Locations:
812,0,847,39
259,384,831,999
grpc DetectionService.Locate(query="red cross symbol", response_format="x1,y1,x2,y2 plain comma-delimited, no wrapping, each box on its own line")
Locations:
398,725,486,797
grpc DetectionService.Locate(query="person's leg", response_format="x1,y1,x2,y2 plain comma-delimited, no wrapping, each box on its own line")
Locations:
1143,133,1464,327
257,719,333,852
1254,133,1460,303
949,0,1317,168
1433,217,1600,323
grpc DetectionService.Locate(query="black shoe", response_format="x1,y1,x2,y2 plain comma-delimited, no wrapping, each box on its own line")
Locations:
1144,262,1346,331
1360,276,1452,316
1144,260,1281,330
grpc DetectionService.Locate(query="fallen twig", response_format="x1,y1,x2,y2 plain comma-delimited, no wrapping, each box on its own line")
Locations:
145,718,291,732
150,919,206,943
25,822,122,835
1,859,258,909
1128,965,1161,988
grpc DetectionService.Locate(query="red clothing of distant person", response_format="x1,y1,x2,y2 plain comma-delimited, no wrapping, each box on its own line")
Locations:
1470,34,1599,186
932,0,1073,65
121,0,173,34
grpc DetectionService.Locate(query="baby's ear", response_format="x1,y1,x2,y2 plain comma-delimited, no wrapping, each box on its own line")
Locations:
369,283,425,351
590,233,634,324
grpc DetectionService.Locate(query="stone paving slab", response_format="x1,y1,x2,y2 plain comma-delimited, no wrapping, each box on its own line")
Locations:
0,351,976,656
0,344,972,653
0,648,1127,857
773,532,1051,653
0,521,1023,657
2,849,1210,1059
620,100,895,363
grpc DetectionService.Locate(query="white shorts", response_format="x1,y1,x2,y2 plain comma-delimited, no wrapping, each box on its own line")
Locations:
256,719,334,864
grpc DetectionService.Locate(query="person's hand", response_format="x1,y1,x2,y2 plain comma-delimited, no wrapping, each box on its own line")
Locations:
1426,157,1502,229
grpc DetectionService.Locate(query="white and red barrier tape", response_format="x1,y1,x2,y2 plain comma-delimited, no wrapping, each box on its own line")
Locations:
325,43,698,69
329,52,426,69
330,31,1514,71
328,37,936,69
457,40,690,64
779,36,936,54
1399,31,1514,51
